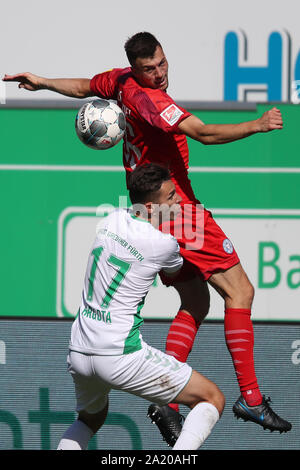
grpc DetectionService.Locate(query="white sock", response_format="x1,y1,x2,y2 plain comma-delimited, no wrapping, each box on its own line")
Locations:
57,420,94,450
173,402,219,450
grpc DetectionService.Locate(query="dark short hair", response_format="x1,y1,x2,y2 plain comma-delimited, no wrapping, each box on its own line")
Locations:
128,163,171,204
124,32,161,66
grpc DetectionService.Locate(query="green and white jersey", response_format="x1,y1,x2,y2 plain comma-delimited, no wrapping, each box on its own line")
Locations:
69,208,183,356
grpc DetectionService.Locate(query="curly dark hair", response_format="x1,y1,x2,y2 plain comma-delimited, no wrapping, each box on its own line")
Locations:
124,32,161,66
128,163,170,204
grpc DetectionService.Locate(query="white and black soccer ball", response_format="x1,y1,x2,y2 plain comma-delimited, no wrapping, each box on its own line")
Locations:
75,99,126,150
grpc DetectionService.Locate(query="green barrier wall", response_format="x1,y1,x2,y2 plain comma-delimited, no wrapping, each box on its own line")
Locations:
0,319,299,450
0,104,299,318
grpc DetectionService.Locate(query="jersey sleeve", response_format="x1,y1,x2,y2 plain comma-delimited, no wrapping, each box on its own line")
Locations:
134,89,191,134
159,236,183,273
90,69,123,100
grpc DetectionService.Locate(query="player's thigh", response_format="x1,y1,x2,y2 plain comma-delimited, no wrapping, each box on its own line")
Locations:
208,262,254,305
93,343,193,406
174,370,225,415
67,351,111,415
173,275,210,322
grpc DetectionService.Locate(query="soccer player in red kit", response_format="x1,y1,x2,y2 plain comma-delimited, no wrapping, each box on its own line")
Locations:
3,32,292,445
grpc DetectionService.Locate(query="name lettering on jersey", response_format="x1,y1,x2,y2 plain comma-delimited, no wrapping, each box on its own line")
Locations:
99,229,144,262
127,244,144,262
160,104,183,126
82,306,112,324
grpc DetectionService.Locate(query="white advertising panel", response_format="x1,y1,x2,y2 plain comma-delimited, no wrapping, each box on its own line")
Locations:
57,207,300,321
1,0,300,103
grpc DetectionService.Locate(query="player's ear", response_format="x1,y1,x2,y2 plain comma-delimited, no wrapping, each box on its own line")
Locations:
131,67,139,80
144,201,153,214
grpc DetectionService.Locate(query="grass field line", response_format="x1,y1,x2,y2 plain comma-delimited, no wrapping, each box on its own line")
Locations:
1,164,300,173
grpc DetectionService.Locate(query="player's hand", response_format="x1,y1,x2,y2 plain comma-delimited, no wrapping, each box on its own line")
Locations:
2,72,44,91
257,107,283,132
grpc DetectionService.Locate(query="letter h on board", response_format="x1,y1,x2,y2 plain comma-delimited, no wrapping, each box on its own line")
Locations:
224,30,291,102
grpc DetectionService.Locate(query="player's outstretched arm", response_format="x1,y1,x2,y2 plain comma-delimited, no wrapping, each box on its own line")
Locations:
178,107,283,145
2,72,93,98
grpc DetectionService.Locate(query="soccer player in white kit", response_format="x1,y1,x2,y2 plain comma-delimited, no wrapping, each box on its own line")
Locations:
57,164,225,450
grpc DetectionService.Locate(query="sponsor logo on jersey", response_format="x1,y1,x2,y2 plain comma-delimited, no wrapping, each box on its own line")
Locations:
223,238,234,254
160,104,183,126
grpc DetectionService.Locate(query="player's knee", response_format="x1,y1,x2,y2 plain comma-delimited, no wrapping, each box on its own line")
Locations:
187,373,225,416
197,290,210,318
193,384,225,417
78,401,109,434
228,279,255,307
188,302,209,323
181,288,210,322
210,386,225,417
239,281,255,306
175,278,210,323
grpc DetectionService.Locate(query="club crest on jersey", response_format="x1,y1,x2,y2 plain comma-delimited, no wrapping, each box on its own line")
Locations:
160,104,183,126
223,238,234,254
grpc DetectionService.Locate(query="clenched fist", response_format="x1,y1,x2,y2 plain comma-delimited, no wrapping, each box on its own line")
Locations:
257,107,283,132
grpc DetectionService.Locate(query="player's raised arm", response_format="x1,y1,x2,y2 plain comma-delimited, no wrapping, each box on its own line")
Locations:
178,107,283,145
2,72,93,98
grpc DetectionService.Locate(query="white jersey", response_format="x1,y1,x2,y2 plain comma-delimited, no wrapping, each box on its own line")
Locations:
69,209,183,356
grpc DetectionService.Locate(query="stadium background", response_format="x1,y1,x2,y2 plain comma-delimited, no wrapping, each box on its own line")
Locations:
0,0,299,450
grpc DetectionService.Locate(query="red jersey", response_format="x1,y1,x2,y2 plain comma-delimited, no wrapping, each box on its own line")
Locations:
90,68,197,204
90,68,240,281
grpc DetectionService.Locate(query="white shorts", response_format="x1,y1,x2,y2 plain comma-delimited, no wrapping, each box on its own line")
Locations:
67,341,192,414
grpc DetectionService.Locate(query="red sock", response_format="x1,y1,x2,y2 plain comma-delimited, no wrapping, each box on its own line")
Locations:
165,310,200,412
224,308,262,406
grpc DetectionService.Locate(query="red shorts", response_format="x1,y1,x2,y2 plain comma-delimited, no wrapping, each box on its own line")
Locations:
159,204,239,286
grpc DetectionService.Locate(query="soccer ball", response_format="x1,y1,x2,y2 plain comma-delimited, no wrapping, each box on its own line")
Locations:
75,99,126,150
